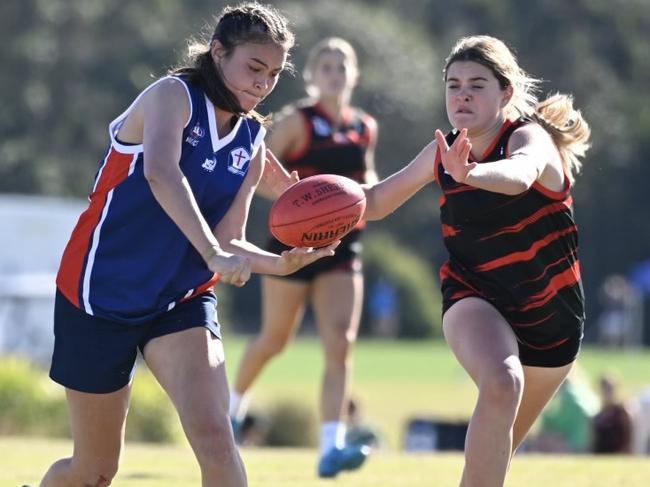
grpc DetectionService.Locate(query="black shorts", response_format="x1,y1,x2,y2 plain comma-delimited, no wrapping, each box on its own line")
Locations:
266,229,363,282
441,282,583,368
50,290,221,393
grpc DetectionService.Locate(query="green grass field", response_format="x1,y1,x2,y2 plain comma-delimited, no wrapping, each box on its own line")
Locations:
4,436,650,487
3,338,650,485
220,337,650,449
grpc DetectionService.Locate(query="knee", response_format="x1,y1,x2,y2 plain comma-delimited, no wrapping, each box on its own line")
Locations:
479,362,524,409
324,332,355,366
187,415,239,467
256,331,291,357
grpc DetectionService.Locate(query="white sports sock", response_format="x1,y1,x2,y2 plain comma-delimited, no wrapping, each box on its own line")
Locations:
320,421,346,454
229,390,250,421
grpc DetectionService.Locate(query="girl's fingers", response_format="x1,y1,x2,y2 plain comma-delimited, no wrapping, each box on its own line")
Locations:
434,129,449,151
460,142,472,162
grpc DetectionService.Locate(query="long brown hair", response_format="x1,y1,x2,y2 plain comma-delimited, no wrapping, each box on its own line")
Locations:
171,2,295,126
444,35,590,182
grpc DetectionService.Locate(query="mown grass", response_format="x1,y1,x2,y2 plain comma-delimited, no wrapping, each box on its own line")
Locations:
5,436,650,487
3,340,650,485
222,337,650,449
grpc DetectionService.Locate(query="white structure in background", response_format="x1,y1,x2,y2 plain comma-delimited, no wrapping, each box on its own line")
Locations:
0,194,85,364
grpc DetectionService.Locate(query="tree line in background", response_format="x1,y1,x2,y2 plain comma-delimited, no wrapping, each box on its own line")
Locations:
2,0,649,339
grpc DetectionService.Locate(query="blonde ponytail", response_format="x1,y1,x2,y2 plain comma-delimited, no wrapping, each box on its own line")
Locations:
533,93,591,183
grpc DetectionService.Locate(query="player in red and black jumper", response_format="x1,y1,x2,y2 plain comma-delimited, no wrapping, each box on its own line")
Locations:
230,37,377,478
363,35,591,487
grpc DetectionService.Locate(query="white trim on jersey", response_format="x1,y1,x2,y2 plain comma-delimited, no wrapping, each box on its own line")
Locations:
108,76,193,155
205,95,243,153
82,153,139,314
166,288,195,311
251,125,267,159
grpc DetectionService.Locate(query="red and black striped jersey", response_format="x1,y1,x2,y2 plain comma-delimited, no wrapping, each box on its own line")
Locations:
436,118,585,350
282,102,375,183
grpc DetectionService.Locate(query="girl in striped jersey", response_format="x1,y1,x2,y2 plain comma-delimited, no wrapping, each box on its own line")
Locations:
363,35,590,487
38,4,337,487
230,37,377,478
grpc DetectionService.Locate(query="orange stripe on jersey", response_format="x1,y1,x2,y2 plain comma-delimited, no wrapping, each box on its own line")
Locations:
511,251,576,289
479,198,573,241
512,311,557,328
519,261,581,312
475,225,577,272
519,336,570,351
440,262,483,296
442,224,460,237
444,184,478,196
182,273,221,302
56,148,135,307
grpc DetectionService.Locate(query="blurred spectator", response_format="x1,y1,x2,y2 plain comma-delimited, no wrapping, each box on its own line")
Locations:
592,374,633,453
597,274,643,348
632,387,650,455
369,278,399,337
531,368,600,453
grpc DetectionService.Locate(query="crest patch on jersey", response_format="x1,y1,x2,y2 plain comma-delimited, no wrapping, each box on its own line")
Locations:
228,147,251,176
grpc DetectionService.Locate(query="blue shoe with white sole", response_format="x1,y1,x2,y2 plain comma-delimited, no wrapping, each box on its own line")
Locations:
317,444,370,478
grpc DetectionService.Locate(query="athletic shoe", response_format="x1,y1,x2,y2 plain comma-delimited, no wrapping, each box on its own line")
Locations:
317,444,370,478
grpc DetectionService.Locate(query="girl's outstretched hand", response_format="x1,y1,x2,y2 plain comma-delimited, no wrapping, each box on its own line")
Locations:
276,241,340,275
435,128,476,184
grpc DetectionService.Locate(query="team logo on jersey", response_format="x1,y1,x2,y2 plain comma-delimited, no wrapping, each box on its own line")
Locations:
202,156,217,172
228,147,250,176
185,123,205,147
312,116,331,137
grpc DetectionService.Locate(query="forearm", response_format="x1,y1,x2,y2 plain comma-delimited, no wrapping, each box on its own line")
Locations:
363,144,435,221
220,238,284,275
465,157,539,195
146,167,220,258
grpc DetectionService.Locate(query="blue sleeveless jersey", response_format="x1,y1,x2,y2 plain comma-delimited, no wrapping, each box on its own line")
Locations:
57,76,266,324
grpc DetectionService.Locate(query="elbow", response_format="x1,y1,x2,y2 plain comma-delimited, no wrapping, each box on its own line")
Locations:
505,180,532,195
144,162,179,191
361,186,384,221
143,164,164,186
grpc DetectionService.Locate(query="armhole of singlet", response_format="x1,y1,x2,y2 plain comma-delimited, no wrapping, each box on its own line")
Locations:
107,76,193,154
504,123,572,200
251,123,267,160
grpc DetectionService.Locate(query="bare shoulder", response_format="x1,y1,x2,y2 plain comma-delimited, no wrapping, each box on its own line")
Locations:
510,121,554,148
267,103,307,156
144,78,189,110
270,104,304,133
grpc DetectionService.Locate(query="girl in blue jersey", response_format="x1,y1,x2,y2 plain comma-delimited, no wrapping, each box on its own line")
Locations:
362,36,591,487
229,38,378,478
38,4,337,487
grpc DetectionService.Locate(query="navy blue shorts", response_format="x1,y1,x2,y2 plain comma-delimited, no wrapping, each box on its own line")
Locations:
266,229,363,282
50,289,221,394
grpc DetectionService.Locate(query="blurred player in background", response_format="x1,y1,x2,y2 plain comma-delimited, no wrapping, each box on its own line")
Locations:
230,37,378,478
